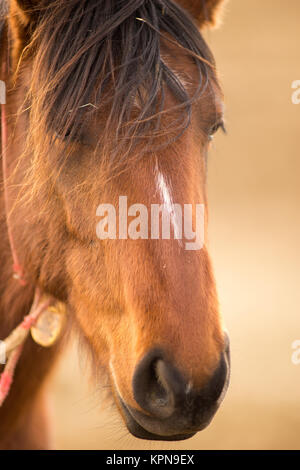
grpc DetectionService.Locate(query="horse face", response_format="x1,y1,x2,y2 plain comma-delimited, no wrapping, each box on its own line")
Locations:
44,61,229,441
11,0,229,441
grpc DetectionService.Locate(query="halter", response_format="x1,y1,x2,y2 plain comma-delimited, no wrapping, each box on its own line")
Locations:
0,20,65,407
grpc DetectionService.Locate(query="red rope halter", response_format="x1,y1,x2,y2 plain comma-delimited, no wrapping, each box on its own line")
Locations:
0,23,52,406
1,50,27,286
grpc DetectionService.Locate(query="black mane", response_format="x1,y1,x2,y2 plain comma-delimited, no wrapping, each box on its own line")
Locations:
28,0,215,160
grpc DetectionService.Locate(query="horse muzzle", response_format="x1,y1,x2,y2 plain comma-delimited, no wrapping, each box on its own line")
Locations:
116,335,230,441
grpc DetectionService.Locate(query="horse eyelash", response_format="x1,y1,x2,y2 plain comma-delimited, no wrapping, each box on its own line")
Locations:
209,121,227,140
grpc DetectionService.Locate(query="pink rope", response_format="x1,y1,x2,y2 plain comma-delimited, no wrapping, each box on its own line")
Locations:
0,345,23,406
0,291,53,407
1,41,27,287
0,25,53,408
21,297,52,331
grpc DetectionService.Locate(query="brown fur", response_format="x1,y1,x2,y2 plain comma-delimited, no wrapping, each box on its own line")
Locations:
0,1,226,449
178,0,227,28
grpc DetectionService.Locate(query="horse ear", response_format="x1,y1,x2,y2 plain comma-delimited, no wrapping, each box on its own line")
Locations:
176,0,227,29
9,1,45,53
10,1,41,24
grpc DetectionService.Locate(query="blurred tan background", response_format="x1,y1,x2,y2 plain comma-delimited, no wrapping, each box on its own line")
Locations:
48,0,300,449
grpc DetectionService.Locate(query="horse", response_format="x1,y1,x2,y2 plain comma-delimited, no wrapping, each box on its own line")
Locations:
0,0,230,449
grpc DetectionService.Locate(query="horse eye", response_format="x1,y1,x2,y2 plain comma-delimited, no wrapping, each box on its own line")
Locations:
208,121,226,141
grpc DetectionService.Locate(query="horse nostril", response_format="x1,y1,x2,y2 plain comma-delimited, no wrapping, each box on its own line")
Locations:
132,345,230,429
132,350,185,419
198,349,230,406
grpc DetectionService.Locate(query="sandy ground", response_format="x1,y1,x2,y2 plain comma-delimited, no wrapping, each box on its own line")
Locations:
48,0,300,449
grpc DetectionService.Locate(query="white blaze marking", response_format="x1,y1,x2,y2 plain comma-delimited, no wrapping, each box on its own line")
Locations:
156,169,183,245
157,171,173,215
